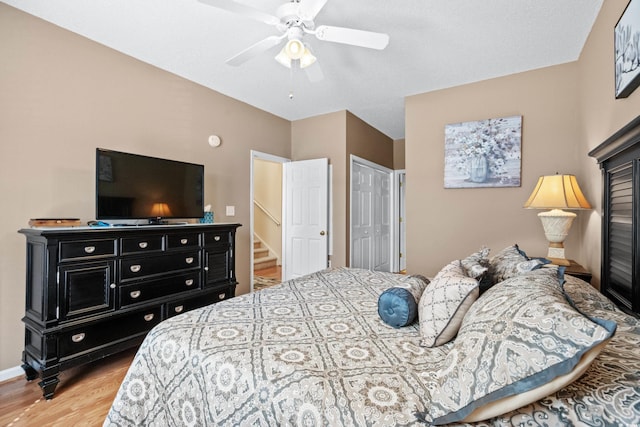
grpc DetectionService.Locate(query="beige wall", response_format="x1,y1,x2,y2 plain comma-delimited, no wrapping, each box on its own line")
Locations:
0,4,290,371
346,111,394,169
394,139,406,170
405,0,640,283
405,63,583,277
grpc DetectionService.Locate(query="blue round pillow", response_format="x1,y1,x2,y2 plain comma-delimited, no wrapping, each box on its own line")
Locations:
378,287,418,328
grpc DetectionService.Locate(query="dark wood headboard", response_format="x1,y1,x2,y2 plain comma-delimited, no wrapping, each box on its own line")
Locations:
589,115,640,317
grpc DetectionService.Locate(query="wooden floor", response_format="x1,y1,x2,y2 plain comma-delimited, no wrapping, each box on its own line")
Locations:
254,265,282,281
0,348,136,427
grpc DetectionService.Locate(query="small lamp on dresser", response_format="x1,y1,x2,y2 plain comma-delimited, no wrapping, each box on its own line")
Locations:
524,174,592,266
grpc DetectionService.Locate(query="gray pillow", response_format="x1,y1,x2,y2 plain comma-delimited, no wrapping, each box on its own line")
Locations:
422,267,617,425
460,246,491,290
488,244,546,285
418,260,479,347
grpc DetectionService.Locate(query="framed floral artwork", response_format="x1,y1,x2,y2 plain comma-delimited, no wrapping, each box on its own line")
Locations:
444,115,522,189
615,0,640,98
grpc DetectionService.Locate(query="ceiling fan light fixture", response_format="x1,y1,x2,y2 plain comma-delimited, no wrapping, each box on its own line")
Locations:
284,38,305,59
299,47,316,68
275,48,292,68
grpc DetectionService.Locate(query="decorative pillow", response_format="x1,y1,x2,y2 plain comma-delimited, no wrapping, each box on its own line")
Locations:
460,246,491,290
487,244,547,285
378,274,430,328
423,268,617,425
418,261,479,347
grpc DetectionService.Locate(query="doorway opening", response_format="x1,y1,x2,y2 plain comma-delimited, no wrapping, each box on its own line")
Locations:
250,151,288,291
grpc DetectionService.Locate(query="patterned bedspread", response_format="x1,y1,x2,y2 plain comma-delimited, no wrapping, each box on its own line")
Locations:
104,268,640,426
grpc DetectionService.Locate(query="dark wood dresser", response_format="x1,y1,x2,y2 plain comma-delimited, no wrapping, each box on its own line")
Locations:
18,223,241,399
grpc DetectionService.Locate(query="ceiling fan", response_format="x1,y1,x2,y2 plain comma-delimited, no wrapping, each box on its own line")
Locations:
199,0,390,82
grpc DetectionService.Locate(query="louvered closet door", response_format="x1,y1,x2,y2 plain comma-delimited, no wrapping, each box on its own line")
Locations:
604,161,635,310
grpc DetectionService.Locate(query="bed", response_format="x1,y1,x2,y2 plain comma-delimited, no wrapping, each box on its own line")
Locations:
104,257,640,426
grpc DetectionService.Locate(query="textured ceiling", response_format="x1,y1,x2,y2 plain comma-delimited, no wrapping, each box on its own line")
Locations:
3,0,603,139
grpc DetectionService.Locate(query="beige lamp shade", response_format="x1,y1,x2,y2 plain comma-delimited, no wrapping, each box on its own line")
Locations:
523,174,592,210
524,174,591,266
150,202,172,217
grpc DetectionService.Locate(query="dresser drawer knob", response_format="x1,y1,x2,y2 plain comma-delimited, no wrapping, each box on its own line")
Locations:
174,305,184,313
110,283,116,289
84,246,95,254
214,236,221,241
185,257,194,264
138,242,148,249
130,290,141,299
185,279,194,286
71,333,85,343
144,313,154,322
219,293,226,300
130,265,141,273
204,267,209,271
180,238,188,245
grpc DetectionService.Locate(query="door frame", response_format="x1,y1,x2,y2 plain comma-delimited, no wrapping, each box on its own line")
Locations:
349,155,396,271
394,170,406,272
250,150,290,292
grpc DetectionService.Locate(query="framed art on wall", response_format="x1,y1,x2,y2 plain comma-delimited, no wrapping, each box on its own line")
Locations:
615,0,640,99
444,115,522,189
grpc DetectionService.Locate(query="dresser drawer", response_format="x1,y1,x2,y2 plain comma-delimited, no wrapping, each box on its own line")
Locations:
167,287,233,317
167,233,200,249
58,306,162,358
59,239,117,262
120,250,201,280
121,235,164,254
119,272,201,308
203,231,230,247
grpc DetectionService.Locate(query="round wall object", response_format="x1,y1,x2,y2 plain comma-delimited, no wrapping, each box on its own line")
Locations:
208,135,221,147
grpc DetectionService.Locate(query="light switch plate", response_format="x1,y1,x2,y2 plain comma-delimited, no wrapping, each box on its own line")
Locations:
225,205,235,216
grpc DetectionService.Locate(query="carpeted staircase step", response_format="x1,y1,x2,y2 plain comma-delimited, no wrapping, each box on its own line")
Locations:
254,247,269,259
254,255,277,270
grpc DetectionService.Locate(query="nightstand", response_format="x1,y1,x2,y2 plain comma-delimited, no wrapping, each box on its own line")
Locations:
561,260,592,284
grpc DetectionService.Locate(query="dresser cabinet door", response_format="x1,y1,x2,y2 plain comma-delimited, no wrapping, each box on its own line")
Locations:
204,246,231,286
59,260,116,320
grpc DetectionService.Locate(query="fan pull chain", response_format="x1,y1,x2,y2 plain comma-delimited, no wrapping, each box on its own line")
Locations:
289,62,295,100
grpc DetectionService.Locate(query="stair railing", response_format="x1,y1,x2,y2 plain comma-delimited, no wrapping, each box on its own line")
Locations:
253,199,281,227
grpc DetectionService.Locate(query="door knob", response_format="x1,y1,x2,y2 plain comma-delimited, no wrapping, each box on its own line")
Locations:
320,231,326,236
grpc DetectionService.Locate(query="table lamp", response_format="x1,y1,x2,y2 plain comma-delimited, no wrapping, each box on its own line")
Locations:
523,174,591,266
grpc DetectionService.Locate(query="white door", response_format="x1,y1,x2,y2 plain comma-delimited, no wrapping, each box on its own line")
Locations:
350,157,393,272
351,162,374,268
282,158,329,281
374,169,391,271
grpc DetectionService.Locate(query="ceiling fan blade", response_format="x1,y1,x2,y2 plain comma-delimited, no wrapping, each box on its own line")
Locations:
199,0,280,26
304,61,324,82
299,0,328,21
226,35,286,66
314,25,389,50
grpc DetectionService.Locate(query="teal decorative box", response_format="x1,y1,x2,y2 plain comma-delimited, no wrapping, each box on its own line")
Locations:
200,212,214,224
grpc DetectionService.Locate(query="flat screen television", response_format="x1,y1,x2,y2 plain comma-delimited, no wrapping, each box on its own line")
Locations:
96,148,204,223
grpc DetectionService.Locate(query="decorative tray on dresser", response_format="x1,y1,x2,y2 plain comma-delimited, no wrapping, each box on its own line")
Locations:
18,222,241,399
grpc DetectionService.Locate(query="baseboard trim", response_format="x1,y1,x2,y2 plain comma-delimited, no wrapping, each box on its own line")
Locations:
0,365,24,383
